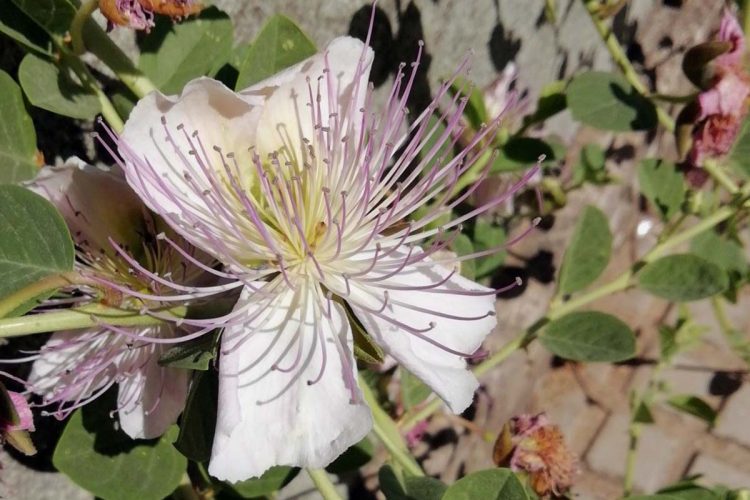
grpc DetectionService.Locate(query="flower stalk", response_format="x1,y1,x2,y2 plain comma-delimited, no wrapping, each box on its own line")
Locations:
0,304,184,338
360,377,425,477
82,21,158,98
306,469,344,500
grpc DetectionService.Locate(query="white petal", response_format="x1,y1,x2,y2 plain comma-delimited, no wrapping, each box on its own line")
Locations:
117,339,190,439
208,283,372,482
119,78,262,256
28,330,110,397
349,261,496,414
26,159,145,255
252,37,374,162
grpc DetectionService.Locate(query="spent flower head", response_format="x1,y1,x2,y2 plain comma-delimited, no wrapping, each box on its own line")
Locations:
99,0,201,31
109,22,538,480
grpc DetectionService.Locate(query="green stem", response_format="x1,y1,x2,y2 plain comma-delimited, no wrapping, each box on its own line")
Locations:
64,53,125,132
83,20,158,98
0,272,92,319
623,420,641,496
703,159,740,194
583,0,675,132
743,0,750,38
0,304,184,337
306,469,343,500
360,377,425,476
451,149,493,198
70,0,99,55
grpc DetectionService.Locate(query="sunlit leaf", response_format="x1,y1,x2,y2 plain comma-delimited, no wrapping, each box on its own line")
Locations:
540,311,636,362
235,14,316,89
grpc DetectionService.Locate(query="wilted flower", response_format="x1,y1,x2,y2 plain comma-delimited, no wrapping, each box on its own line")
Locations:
494,413,577,498
10,159,217,439
111,30,536,480
684,10,750,167
99,0,201,31
482,63,527,132
0,383,36,456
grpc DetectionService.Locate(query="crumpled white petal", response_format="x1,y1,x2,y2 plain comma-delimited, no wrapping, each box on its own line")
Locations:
247,36,374,163
29,327,188,440
209,283,372,482
117,339,190,440
26,159,145,256
119,78,262,258
349,259,496,414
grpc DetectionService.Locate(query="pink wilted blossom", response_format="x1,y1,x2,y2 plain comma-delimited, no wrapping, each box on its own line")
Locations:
0,384,36,456
107,22,538,480
499,413,578,498
99,0,201,31
7,159,219,439
688,10,750,167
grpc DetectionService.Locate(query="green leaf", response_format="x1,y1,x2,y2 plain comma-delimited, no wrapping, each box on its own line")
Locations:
0,0,53,55
0,186,74,311
690,230,748,276
327,437,374,474
442,469,529,500
567,71,657,131
638,159,686,220
379,464,407,499
572,144,609,186
138,7,234,95
18,53,101,120
403,476,447,500
540,311,636,362
492,137,556,172
667,395,717,425
235,14,316,89
401,368,431,410
474,220,506,278
159,331,218,370
174,370,216,462
228,466,299,498
638,254,728,302
558,205,612,294
0,70,38,183
726,116,750,177
449,76,488,130
9,0,76,38
452,234,475,280
633,400,654,424
348,304,385,364
521,80,567,129
53,392,187,500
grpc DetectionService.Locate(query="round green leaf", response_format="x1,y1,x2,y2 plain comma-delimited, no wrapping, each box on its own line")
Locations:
9,0,77,38
0,70,38,183
0,0,53,55
442,469,528,500
0,186,73,308
53,394,187,500
228,466,299,497
666,395,717,425
638,159,685,221
540,311,636,362
567,71,657,131
558,205,612,294
18,53,101,120
138,7,233,95
638,254,728,302
235,14,316,89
